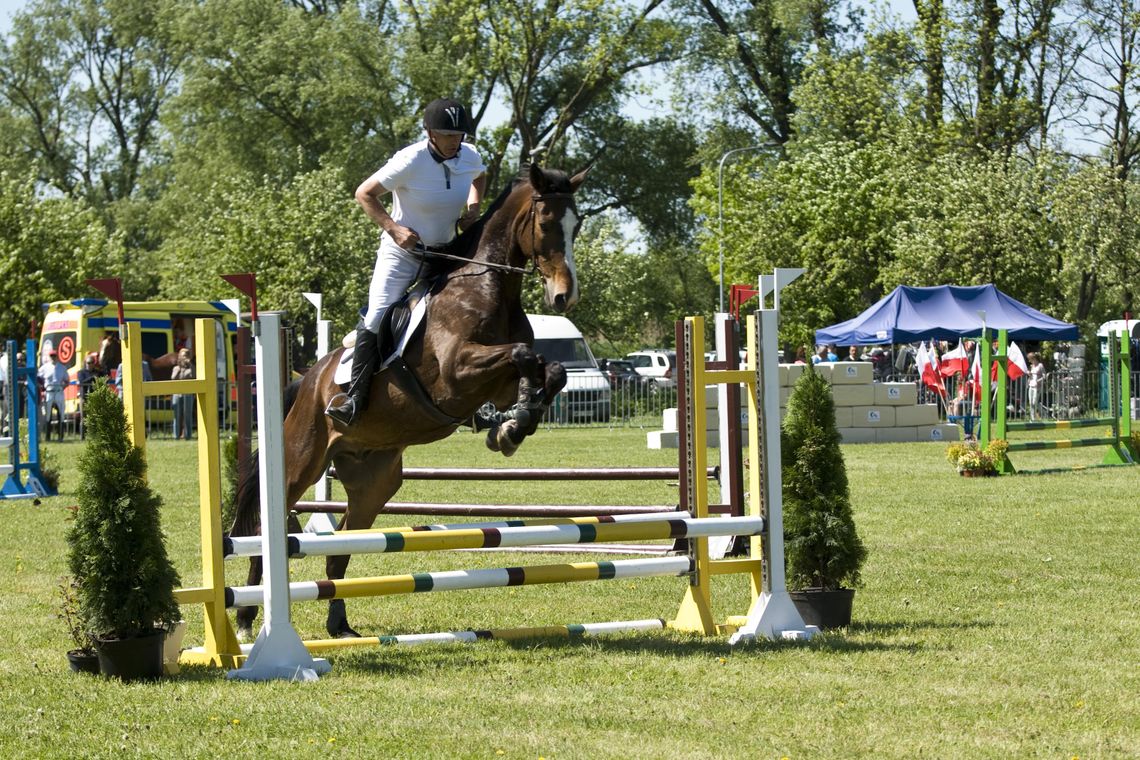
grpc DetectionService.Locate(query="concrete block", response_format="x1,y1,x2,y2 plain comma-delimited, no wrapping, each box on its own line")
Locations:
833,406,853,428
875,427,917,443
831,362,873,384
812,363,833,382
838,427,876,444
851,406,896,427
895,404,940,427
874,382,918,406
780,386,791,405
782,363,804,386
647,430,679,449
830,384,874,407
918,424,961,442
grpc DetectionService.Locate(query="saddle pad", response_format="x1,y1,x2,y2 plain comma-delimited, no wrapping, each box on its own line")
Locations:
334,288,430,386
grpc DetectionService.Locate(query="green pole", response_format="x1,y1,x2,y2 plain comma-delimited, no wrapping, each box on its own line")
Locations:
980,329,992,447
995,330,1014,474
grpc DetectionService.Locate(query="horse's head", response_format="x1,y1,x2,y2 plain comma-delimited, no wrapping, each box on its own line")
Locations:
99,332,121,371
517,162,589,313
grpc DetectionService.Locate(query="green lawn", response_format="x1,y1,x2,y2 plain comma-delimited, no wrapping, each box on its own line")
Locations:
2,427,1137,759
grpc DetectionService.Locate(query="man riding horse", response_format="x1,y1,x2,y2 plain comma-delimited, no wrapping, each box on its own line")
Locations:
231,98,589,639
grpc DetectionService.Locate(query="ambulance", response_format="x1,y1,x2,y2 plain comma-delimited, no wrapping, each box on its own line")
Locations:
38,298,239,421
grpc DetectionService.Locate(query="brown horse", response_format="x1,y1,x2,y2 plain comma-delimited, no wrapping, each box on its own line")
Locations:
98,333,180,382
230,163,588,639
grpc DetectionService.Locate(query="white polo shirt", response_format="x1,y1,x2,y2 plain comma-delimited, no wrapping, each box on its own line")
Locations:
368,138,486,247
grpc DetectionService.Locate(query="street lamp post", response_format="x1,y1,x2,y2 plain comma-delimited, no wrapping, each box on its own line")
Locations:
717,143,781,313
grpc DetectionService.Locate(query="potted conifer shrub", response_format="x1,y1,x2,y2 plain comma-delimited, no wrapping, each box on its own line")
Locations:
781,364,867,629
67,380,181,680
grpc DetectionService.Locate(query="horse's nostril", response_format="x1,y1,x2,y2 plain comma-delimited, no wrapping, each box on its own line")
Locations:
553,293,567,312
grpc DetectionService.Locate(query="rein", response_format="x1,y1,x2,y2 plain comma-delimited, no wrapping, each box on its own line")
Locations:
416,190,576,278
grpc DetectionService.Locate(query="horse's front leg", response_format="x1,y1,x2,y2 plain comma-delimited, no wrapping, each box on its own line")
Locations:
325,447,403,638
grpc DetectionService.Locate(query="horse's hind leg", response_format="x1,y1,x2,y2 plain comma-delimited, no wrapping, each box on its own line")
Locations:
325,447,403,638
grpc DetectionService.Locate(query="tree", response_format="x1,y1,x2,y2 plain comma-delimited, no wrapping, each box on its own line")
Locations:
0,170,129,338
156,165,375,359
0,0,183,207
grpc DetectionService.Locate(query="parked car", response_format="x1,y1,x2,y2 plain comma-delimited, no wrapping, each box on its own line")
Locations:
624,349,676,388
528,314,611,422
599,359,653,391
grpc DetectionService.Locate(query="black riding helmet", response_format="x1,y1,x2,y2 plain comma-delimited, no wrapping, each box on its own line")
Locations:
423,98,476,136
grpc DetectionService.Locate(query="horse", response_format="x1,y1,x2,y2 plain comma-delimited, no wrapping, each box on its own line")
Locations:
99,332,180,382
230,162,588,639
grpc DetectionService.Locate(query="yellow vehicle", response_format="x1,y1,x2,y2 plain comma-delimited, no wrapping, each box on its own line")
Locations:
38,298,239,421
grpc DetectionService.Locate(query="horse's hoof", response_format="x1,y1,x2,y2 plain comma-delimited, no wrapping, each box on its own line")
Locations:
326,599,361,638
236,626,254,643
487,423,520,457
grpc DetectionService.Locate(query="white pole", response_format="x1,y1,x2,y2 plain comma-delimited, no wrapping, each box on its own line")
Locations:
228,311,330,681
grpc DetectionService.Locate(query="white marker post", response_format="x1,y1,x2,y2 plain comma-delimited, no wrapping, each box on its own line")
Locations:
228,311,330,682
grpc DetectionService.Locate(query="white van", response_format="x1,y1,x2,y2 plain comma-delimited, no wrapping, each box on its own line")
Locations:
528,314,611,422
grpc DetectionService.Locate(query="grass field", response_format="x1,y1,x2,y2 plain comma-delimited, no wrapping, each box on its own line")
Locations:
2,426,1138,758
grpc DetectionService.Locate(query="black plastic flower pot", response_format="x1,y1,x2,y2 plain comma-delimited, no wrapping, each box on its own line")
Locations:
67,649,100,675
94,629,166,681
790,587,855,629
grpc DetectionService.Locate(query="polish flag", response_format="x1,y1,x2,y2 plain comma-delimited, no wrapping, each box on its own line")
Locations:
1007,341,1028,380
971,345,982,403
916,342,946,396
940,339,970,377
988,340,1030,381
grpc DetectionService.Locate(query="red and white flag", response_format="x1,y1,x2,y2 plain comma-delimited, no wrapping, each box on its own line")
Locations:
1007,341,1028,380
971,344,982,403
916,342,946,396
940,339,970,377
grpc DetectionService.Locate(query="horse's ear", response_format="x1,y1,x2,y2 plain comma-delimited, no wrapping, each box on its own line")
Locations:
528,161,548,192
569,162,592,193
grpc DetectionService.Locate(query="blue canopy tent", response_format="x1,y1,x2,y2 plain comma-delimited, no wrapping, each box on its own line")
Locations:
815,285,1079,346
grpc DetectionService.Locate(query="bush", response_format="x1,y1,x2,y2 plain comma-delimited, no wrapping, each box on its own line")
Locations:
66,380,180,639
780,366,867,590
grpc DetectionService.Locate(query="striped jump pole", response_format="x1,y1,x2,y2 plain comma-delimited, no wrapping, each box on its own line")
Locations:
247,619,668,652
224,514,763,559
226,556,696,608
307,510,692,536
1006,418,1111,431
392,466,716,481
292,501,680,518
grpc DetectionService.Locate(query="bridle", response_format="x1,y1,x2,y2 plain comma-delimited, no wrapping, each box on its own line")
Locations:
417,190,578,278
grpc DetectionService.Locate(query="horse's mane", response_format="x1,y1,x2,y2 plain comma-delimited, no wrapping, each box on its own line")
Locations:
436,165,575,275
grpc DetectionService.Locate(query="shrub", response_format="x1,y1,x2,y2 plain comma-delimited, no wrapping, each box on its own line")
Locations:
781,365,867,590
66,380,180,639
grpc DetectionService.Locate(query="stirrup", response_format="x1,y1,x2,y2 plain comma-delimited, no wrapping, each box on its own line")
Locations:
325,393,358,426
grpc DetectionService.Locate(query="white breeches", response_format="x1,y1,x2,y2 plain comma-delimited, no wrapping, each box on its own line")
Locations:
363,239,424,333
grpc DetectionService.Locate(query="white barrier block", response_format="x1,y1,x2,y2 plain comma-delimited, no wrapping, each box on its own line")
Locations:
778,365,789,387
918,424,961,442
875,427,917,443
830,362,872,384
647,430,680,449
833,407,853,428
874,382,918,406
851,406,895,427
830,384,873,407
782,363,804,386
895,404,939,427
838,428,876,443
812,363,833,382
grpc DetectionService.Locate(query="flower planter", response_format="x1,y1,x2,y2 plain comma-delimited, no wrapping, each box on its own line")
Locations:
958,469,996,477
789,587,855,629
94,628,166,681
67,649,100,675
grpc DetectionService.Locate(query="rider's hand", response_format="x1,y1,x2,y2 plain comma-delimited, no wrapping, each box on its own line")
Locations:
457,206,479,232
389,224,421,250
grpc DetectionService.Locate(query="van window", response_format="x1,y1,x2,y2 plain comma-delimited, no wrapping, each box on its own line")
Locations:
627,355,651,369
141,331,169,359
533,338,596,369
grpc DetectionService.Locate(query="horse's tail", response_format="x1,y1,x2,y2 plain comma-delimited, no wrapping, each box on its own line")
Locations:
228,376,305,538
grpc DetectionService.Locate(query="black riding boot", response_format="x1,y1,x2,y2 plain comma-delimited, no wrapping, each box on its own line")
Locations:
325,325,380,426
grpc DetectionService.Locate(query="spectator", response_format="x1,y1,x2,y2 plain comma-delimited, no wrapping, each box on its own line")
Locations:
846,345,860,361
826,344,839,362
812,346,828,364
794,346,807,365
1027,352,1046,421
171,348,195,440
37,349,69,441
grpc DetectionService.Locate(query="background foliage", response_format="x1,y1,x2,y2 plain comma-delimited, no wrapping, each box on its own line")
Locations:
1,0,1137,355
